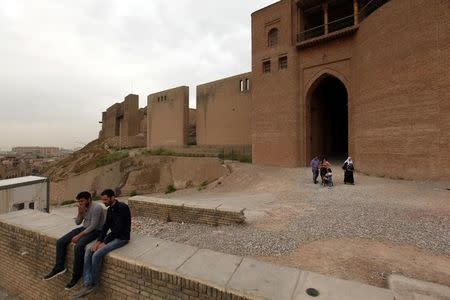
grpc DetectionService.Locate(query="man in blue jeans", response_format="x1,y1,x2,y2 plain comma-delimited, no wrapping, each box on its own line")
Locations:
43,191,105,290
310,156,320,184
74,189,131,298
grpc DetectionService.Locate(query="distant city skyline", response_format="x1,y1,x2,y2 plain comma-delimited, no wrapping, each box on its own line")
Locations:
0,145,79,152
0,0,276,150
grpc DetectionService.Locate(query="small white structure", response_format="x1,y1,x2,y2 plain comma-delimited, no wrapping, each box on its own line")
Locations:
0,176,49,214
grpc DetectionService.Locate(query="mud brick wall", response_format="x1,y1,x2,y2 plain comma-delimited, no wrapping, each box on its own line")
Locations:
129,199,246,226
0,220,249,300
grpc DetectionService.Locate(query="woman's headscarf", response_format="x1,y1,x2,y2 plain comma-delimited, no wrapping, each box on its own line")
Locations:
344,157,353,165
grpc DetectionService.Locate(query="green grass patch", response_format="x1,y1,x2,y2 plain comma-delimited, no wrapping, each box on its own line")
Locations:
144,148,174,156
165,184,176,194
198,180,209,191
218,153,252,163
95,150,129,167
144,148,210,158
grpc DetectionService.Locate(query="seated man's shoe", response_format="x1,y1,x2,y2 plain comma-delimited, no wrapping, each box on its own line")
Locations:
43,268,67,280
73,285,96,299
65,277,80,290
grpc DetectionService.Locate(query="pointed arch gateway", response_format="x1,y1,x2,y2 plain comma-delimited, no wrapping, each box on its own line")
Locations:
306,72,349,162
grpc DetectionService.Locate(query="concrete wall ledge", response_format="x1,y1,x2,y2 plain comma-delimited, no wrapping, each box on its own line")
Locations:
129,196,246,226
0,210,394,299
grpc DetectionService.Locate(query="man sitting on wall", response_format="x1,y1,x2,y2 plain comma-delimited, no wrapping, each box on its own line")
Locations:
74,189,131,298
43,191,106,290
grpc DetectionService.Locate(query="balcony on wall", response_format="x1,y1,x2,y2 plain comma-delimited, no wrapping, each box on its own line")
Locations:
295,0,390,49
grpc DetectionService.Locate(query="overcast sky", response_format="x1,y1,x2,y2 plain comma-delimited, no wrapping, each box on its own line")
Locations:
0,0,276,151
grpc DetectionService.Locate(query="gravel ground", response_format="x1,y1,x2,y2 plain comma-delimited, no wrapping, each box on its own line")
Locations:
133,217,300,256
132,163,450,258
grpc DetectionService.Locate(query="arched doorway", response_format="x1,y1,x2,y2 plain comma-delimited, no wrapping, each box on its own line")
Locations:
307,74,348,161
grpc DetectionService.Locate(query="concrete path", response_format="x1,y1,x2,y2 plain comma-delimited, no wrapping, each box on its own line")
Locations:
0,209,399,300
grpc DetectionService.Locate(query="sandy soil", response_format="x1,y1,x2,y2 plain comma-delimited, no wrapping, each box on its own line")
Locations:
257,239,450,288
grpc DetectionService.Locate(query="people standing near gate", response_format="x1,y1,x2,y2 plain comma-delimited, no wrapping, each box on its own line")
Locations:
343,157,355,185
43,191,106,290
310,156,320,184
74,189,131,298
319,157,331,186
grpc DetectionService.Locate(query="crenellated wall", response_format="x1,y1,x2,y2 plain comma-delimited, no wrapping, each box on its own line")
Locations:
147,86,189,148
197,73,252,147
94,0,449,181
100,94,146,148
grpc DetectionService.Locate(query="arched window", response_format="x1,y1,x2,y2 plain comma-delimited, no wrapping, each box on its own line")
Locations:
268,28,278,47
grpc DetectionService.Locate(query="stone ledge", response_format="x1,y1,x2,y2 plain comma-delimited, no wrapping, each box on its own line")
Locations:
129,196,246,226
0,210,394,300
388,274,450,300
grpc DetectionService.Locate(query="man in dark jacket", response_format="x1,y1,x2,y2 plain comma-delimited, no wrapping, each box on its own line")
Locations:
74,189,131,298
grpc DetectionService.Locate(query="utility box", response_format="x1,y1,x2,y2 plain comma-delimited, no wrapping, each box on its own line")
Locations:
0,176,50,214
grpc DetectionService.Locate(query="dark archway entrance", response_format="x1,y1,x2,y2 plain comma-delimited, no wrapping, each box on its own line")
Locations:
308,74,348,161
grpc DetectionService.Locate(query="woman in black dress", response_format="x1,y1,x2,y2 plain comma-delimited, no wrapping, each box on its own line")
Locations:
343,157,355,184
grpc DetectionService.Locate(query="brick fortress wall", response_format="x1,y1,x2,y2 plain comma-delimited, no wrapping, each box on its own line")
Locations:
196,73,252,147
147,86,190,148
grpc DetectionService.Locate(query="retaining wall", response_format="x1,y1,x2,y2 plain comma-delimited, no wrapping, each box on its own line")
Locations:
0,211,248,300
129,196,246,226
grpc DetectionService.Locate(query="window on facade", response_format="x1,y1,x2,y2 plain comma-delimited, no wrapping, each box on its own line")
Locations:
279,56,288,70
263,61,271,73
240,79,250,92
13,203,25,211
268,28,279,47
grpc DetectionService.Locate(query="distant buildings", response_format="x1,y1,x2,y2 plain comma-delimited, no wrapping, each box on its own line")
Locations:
0,146,73,179
12,146,62,158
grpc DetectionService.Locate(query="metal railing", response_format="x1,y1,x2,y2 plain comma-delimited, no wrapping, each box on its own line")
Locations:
329,14,355,33
297,0,391,43
359,0,391,22
297,14,355,43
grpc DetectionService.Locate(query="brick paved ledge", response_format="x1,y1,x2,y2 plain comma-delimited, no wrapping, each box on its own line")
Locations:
129,196,246,226
0,210,394,300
